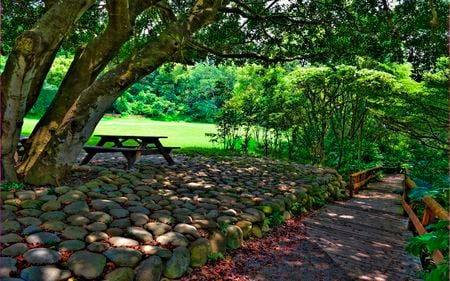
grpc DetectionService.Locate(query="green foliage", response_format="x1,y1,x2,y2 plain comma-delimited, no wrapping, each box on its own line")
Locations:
47,187,56,196
406,221,449,281
1,182,25,192
207,252,225,262
266,211,285,228
423,263,449,281
406,221,449,256
109,63,235,123
217,221,229,235
290,202,304,216
28,83,58,116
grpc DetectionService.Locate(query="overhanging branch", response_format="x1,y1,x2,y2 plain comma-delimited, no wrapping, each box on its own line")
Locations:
188,40,324,63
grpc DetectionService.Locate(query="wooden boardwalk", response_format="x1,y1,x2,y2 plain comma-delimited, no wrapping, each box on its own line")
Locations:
304,174,422,281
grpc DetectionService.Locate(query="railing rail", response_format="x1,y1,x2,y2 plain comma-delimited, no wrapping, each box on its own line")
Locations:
402,176,448,265
348,166,382,197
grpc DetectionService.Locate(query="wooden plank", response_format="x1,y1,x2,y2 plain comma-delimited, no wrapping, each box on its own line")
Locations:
402,198,445,264
306,225,415,257
326,252,421,280
324,203,406,222
350,166,382,177
306,174,421,279
423,196,450,222
83,146,144,152
402,199,427,236
305,213,406,241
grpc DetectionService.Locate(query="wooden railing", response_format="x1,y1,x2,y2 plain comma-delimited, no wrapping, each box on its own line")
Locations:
347,166,382,197
402,176,449,265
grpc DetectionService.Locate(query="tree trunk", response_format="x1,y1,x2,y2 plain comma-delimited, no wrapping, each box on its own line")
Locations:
17,0,223,185
18,0,152,183
1,0,94,181
18,28,180,184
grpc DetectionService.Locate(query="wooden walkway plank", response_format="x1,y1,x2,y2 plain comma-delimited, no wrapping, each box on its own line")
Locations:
305,174,422,281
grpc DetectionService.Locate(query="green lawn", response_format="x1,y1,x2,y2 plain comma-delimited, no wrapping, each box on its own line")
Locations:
22,117,217,148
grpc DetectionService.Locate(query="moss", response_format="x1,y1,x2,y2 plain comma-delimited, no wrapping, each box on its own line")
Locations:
16,36,35,55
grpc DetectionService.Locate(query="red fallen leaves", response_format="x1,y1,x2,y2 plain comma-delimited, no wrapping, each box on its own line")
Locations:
105,261,116,272
15,255,31,271
59,250,72,262
183,217,308,281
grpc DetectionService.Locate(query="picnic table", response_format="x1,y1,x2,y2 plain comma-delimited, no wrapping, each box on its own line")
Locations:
81,134,179,169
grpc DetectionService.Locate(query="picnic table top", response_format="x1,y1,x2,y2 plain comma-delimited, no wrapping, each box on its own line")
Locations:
94,134,168,139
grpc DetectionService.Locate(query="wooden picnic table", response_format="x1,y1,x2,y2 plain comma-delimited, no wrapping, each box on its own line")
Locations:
81,134,178,169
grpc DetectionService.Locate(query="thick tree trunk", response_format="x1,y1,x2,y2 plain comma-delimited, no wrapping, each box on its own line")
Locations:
0,0,94,181
17,0,222,185
18,0,153,184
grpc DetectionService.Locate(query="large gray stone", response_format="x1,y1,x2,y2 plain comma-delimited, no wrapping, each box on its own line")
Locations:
189,238,211,267
135,256,163,281
86,222,107,232
104,267,134,281
145,222,171,237
20,266,70,281
110,218,131,228
226,225,243,249
16,191,36,200
0,233,22,244
85,231,109,243
104,248,142,267
40,200,61,211
155,231,188,247
59,240,86,251
0,257,16,277
91,199,121,211
40,211,66,221
62,226,88,240
1,243,27,257
87,211,112,224
22,225,42,235
109,237,139,247
64,201,89,214
67,214,89,226
68,251,106,279
208,230,226,253
126,227,153,243
26,232,60,246
109,208,129,218
163,246,190,279
58,190,86,204
130,213,149,226
23,248,60,265
87,242,109,252
174,223,200,239
2,221,20,233
17,217,42,226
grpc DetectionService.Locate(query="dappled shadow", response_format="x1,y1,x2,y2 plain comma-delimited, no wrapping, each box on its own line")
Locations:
2,153,346,280
304,175,421,281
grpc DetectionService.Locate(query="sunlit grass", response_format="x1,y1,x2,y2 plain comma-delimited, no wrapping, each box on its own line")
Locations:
22,116,217,149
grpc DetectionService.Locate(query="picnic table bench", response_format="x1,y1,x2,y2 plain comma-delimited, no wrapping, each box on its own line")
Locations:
81,135,179,169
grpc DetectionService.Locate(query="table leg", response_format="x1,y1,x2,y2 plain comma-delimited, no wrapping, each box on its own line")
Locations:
80,137,107,165
122,151,142,170
154,140,175,165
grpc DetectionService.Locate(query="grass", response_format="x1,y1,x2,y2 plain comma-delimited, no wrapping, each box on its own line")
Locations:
22,116,218,149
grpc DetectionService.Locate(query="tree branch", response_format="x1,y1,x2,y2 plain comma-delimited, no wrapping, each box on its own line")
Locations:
188,40,325,63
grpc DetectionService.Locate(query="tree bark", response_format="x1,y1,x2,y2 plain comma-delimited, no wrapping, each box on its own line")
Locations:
1,0,94,181
17,0,223,185
18,0,154,183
